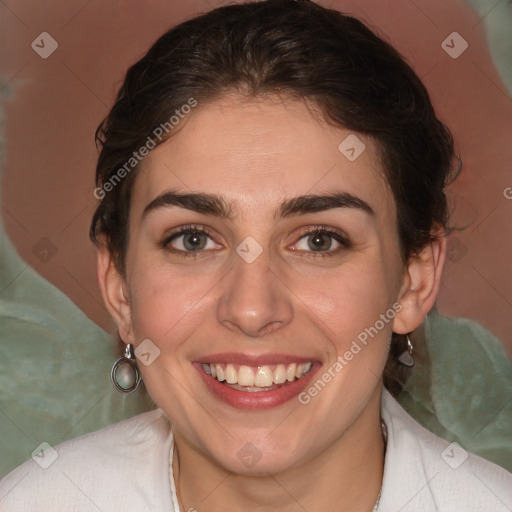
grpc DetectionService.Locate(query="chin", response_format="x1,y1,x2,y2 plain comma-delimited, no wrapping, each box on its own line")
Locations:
220,452,301,477
206,435,305,476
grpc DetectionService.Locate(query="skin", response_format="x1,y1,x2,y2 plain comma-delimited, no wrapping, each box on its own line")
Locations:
98,93,446,511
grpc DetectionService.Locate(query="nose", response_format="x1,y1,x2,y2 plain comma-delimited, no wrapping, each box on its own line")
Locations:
216,248,294,338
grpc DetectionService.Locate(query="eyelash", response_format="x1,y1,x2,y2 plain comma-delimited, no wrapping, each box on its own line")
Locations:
294,225,352,259
160,224,352,260
161,224,216,260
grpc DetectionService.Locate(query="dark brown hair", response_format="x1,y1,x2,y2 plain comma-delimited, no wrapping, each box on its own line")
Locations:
90,0,457,394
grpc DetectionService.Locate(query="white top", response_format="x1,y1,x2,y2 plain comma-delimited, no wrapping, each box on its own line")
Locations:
1,389,511,511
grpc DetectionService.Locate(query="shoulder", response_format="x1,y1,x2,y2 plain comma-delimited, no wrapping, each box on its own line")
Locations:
0,409,175,512
379,388,512,511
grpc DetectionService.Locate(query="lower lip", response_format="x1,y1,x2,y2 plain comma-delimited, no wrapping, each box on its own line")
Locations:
194,363,320,410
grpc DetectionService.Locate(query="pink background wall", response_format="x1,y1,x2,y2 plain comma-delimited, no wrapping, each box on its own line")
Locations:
1,0,511,356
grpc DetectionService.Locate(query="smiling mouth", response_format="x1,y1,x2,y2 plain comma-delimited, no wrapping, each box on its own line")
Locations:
201,362,313,392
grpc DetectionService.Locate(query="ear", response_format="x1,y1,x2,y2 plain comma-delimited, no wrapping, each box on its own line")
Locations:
393,229,447,334
96,239,134,344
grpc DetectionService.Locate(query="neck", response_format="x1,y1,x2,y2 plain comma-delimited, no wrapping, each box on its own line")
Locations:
172,386,385,512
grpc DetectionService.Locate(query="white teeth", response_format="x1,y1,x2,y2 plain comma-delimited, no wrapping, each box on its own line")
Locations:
273,364,287,384
203,361,313,387
216,364,225,382
225,364,237,384
254,366,273,387
226,383,277,392
286,363,297,382
295,362,312,379
238,365,255,386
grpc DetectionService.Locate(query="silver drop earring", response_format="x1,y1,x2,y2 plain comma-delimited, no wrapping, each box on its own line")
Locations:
398,334,415,367
111,344,141,393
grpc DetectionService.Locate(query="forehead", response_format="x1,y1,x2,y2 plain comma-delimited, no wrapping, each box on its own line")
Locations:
131,94,395,222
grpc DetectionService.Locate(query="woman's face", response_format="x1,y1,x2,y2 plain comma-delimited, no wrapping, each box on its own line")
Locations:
109,94,413,474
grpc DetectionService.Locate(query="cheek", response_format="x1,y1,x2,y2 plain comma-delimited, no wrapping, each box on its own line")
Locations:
291,257,398,348
127,264,215,344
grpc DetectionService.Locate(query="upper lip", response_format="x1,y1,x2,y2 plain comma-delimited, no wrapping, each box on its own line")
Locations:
193,353,318,366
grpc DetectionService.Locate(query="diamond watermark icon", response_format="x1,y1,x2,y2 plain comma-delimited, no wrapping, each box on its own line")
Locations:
31,442,58,469
237,442,262,468
31,32,58,59
441,32,468,59
236,236,263,263
338,134,365,161
441,442,468,469
32,237,58,263
135,338,161,366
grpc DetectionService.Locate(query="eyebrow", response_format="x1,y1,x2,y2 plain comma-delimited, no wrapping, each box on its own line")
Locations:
142,189,374,221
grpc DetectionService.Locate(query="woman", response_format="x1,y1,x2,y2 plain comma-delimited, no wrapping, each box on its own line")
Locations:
1,0,511,510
